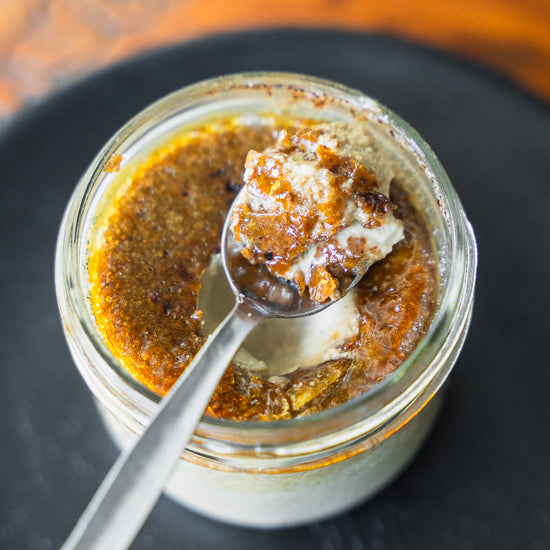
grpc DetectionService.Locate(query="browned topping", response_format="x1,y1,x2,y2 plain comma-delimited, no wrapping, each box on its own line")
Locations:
88,123,276,393
105,153,123,173
308,265,338,303
88,118,438,420
285,359,349,415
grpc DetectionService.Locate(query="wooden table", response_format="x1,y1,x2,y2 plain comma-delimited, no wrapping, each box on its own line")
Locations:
1,0,549,122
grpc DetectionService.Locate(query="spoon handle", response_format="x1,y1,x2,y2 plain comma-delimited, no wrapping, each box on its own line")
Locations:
62,301,260,550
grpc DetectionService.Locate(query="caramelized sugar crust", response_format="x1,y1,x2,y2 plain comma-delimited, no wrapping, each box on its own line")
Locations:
88,120,438,420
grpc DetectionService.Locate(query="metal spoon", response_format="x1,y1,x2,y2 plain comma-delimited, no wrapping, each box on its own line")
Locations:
62,188,356,550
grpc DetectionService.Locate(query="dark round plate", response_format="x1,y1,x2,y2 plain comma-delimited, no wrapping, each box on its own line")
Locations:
1,29,549,550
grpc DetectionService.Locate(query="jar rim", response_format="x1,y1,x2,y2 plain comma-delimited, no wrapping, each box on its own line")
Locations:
55,71,477,464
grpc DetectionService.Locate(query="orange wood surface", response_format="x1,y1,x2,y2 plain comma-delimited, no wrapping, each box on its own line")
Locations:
1,0,549,120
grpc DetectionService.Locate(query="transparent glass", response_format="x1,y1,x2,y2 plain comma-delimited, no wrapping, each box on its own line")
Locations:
55,72,477,527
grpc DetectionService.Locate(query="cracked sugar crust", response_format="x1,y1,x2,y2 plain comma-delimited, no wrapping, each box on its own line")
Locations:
88,118,438,421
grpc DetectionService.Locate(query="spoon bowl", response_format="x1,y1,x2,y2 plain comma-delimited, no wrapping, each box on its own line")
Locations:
222,208,338,320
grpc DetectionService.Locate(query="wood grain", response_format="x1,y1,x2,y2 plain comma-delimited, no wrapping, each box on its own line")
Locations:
1,0,549,119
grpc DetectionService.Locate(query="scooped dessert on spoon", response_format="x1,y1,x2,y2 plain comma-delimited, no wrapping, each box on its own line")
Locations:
231,122,404,303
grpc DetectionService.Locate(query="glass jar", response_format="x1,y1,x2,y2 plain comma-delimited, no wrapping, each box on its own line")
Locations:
55,72,477,528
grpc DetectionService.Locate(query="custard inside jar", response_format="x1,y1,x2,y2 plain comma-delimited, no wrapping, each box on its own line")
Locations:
87,116,439,420
56,73,476,527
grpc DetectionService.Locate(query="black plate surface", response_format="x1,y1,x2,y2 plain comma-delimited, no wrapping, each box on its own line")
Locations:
1,29,549,549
